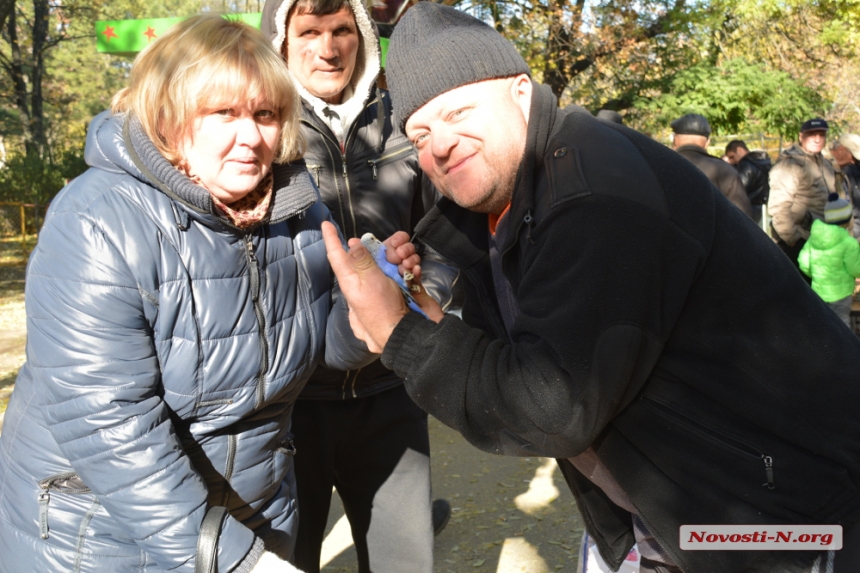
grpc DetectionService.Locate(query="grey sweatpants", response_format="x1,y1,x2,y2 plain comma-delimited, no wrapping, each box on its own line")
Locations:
826,295,853,327
291,385,433,573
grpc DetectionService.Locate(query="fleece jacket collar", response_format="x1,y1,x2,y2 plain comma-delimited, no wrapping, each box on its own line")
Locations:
498,81,560,256
413,81,560,268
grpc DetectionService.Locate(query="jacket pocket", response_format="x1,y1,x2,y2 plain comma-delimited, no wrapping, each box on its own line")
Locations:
272,433,297,488
37,472,92,540
640,396,856,521
307,164,322,186
366,143,414,180
643,398,775,488
276,433,297,456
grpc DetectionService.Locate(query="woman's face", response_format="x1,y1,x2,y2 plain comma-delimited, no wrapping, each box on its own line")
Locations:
180,98,281,204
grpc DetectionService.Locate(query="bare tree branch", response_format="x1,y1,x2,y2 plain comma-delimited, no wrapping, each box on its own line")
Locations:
0,0,13,40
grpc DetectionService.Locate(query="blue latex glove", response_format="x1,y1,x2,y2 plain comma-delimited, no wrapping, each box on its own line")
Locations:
360,233,428,318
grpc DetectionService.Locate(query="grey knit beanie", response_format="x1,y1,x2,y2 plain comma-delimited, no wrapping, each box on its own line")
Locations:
386,2,530,129
825,193,852,225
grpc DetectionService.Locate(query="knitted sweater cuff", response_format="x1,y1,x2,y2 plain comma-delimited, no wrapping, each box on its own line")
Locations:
381,312,429,376
231,537,266,573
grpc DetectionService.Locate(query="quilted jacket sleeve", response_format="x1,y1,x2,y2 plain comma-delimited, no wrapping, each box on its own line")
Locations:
322,218,378,371
843,239,860,279
26,204,255,572
323,289,378,370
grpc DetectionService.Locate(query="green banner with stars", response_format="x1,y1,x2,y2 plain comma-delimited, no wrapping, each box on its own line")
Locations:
96,13,263,56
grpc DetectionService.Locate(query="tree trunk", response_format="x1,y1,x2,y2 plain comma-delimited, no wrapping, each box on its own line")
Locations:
5,6,38,158
4,0,49,159
542,0,586,100
0,0,13,39
30,0,49,157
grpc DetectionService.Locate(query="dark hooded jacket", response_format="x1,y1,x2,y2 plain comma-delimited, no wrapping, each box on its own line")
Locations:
675,144,754,218
840,162,860,238
0,111,372,573
381,84,860,573
261,0,455,400
737,150,772,206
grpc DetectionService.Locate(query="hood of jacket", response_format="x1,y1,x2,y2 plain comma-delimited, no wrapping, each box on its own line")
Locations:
742,150,772,169
84,110,318,227
808,218,850,249
782,142,822,164
260,0,380,130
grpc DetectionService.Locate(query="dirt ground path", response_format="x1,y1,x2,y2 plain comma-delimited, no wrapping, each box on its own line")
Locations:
319,416,586,573
0,249,27,423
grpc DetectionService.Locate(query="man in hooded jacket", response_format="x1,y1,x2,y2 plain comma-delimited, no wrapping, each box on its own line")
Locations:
726,139,772,224
768,119,837,275
260,1,453,571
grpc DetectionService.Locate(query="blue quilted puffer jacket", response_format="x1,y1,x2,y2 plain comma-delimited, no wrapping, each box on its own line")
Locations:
0,111,372,573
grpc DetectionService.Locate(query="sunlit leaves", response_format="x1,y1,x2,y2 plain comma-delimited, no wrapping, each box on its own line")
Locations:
633,58,827,138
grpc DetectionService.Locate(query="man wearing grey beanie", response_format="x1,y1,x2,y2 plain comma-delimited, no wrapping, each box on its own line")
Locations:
322,3,860,572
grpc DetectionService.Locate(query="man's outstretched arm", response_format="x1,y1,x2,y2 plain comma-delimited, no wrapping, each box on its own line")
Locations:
323,202,693,459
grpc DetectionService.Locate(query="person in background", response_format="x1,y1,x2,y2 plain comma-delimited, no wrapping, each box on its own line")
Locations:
725,139,772,223
595,109,623,125
671,114,754,218
768,118,837,276
798,193,860,327
831,133,860,238
260,0,454,571
0,15,383,573
321,4,860,572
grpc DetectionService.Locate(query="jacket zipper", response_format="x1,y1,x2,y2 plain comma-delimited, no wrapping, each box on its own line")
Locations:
244,234,269,409
301,99,376,238
340,370,350,399
815,155,833,196
643,397,775,489
37,472,92,539
340,118,363,237
222,433,238,506
301,119,349,234
350,367,362,398
367,144,413,180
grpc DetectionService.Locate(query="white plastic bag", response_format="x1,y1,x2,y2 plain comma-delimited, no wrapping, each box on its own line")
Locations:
577,532,640,573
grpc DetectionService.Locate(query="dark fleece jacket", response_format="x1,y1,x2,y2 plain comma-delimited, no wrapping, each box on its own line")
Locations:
382,83,860,573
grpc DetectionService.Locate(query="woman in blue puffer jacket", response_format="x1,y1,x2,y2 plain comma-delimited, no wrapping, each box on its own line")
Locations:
0,15,376,573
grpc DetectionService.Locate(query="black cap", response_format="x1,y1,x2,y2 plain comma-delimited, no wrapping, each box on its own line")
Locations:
801,118,828,133
596,110,623,125
671,113,711,137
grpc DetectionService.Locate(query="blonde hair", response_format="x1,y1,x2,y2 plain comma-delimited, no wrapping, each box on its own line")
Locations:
112,14,304,164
